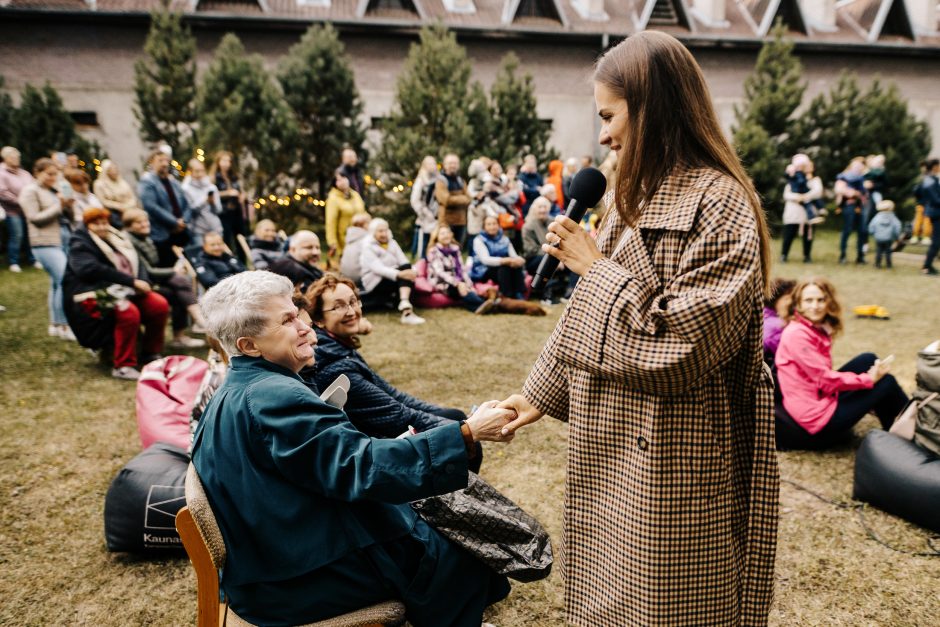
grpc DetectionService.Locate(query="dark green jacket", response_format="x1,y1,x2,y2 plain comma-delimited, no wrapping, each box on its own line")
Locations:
191,356,469,587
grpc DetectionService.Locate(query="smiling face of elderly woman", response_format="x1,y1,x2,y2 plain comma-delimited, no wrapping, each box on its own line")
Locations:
200,271,316,374
237,296,316,373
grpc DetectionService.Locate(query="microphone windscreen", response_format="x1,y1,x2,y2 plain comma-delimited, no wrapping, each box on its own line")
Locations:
567,167,608,212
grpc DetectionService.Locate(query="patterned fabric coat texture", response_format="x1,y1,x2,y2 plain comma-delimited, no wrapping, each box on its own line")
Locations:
522,167,779,626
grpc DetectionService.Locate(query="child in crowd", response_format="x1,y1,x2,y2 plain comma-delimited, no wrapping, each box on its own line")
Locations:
867,199,903,268
191,232,246,288
248,219,286,270
785,154,825,224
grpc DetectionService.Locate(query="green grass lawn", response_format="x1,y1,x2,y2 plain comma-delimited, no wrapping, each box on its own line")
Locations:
1,230,938,625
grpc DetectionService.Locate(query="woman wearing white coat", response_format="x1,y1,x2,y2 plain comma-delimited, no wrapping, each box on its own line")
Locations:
781,156,824,263
359,218,425,325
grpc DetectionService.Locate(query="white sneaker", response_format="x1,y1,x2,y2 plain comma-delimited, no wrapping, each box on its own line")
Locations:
33,261,43,270
111,366,141,381
48,325,60,337
0,304,6,312
9,264,21,273
400,311,426,325
169,335,206,349
59,327,77,341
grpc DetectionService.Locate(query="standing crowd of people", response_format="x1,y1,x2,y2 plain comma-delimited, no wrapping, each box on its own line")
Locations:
780,152,939,274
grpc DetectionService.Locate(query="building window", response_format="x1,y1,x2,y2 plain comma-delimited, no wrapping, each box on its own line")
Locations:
70,111,99,128
364,0,419,15
515,0,562,21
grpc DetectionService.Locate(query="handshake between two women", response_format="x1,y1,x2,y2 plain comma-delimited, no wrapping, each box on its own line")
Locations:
464,395,544,443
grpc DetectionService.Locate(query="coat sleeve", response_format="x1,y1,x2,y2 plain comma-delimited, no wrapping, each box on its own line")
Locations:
138,179,179,230
522,319,572,421
343,369,451,437
550,220,761,396
20,186,61,227
68,235,136,288
434,179,449,221
256,383,469,503
778,326,874,396
325,196,340,249
193,254,223,288
360,244,400,282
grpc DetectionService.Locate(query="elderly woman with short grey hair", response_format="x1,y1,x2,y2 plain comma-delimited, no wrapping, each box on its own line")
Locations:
192,270,513,626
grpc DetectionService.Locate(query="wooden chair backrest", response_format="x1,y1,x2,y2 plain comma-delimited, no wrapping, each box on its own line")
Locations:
235,234,255,270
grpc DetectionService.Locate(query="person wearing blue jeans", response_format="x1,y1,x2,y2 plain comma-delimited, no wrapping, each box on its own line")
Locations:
33,244,69,336
4,213,37,268
18,158,74,339
917,159,940,275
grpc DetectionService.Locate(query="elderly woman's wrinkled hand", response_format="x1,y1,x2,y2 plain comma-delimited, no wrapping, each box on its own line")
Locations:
466,400,517,443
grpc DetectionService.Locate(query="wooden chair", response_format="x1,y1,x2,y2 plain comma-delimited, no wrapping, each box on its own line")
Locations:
172,245,200,296
235,234,255,270
176,464,406,627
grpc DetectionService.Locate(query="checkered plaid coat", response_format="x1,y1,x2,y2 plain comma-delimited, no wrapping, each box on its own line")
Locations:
523,168,779,625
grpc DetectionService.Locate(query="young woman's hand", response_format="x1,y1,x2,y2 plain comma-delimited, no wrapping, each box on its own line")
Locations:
544,215,604,276
867,359,891,383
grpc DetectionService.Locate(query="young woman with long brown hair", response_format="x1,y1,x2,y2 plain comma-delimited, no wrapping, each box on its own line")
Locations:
208,150,245,254
499,31,779,625
774,277,907,449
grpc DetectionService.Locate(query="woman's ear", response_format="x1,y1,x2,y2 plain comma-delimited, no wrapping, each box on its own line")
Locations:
235,336,261,357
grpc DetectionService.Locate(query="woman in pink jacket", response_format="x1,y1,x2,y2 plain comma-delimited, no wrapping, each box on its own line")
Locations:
774,277,907,449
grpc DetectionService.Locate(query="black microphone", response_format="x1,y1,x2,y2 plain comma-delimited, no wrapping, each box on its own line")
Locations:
532,166,607,292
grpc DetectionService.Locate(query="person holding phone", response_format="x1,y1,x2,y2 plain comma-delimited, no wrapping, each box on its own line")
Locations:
182,158,223,246
774,277,908,448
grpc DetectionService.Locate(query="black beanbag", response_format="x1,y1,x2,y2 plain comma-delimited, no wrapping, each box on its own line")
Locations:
853,430,940,534
104,442,189,553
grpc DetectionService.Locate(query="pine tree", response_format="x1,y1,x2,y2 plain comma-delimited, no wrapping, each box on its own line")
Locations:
377,24,476,178
789,72,866,187
732,21,806,219
12,83,80,169
0,76,15,148
488,52,556,167
857,81,931,210
197,33,299,196
791,73,930,214
133,9,198,161
277,24,366,197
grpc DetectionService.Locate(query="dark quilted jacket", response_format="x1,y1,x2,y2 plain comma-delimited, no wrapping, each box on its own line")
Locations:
303,328,454,438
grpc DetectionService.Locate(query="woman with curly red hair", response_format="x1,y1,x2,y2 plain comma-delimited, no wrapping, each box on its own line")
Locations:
775,277,908,448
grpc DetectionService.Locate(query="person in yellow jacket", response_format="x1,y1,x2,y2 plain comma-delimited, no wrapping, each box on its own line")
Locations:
325,170,365,265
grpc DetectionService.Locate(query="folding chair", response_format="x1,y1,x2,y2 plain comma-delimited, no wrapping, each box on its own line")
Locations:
235,234,255,270
176,464,406,627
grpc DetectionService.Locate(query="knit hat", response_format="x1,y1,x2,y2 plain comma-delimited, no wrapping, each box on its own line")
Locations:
876,199,895,212
82,206,111,225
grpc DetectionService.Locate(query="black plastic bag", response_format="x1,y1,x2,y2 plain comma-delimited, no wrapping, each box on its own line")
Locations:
412,472,553,582
104,442,189,553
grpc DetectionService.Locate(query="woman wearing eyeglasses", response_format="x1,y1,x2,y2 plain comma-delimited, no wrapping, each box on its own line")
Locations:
301,273,481,470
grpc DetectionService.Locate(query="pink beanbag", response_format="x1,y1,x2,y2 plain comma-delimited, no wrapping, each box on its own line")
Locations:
136,355,209,451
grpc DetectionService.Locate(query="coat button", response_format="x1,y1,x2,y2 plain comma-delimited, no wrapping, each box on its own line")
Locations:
445,463,456,473
637,436,649,451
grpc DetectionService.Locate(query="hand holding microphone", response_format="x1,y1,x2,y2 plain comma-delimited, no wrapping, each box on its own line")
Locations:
532,167,607,290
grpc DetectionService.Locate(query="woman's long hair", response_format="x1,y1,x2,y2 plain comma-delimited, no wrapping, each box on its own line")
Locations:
784,277,843,337
593,31,772,294
208,150,237,182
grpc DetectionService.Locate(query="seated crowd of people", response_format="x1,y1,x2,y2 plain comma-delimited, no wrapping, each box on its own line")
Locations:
1,142,602,380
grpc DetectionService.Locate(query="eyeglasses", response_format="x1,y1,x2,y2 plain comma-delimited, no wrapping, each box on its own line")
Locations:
323,298,361,314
